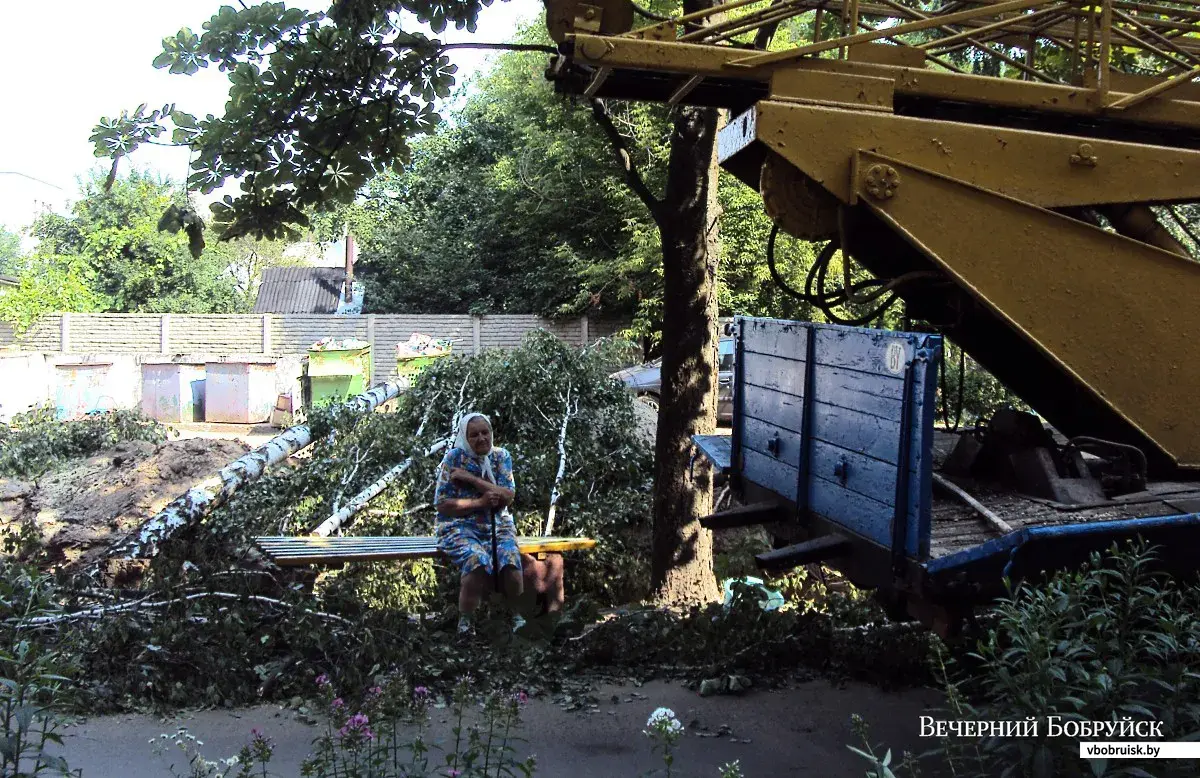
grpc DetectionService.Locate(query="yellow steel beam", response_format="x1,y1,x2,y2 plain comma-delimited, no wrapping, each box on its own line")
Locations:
750,100,1200,206
727,0,1048,67
1107,64,1200,110
851,149,1200,468
566,33,1200,129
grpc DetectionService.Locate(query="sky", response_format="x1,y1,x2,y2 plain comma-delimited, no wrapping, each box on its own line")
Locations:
0,0,540,236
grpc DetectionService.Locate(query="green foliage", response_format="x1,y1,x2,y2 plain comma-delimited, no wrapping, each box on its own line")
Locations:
30,169,244,314
0,406,167,479
0,253,105,335
0,227,22,275
0,565,81,777
853,542,1200,778
349,24,668,324
94,0,477,242
936,341,1028,429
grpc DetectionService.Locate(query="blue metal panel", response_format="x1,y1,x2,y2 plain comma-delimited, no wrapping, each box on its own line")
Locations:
734,317,940,559
692,434,732,473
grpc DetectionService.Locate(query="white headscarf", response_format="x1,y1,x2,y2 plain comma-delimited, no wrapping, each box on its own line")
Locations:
454,412,496,483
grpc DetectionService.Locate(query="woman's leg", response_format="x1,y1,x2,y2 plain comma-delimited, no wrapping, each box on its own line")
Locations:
459,567,488,614
500,565,524,600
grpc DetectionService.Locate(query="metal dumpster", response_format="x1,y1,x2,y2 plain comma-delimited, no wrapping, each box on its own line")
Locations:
395,334,452,380
141,362,205,423
53,363,114,420
305,338,373,408
204,360,277,423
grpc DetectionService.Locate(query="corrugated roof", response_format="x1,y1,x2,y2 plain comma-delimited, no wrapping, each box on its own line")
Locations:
253,267,345,314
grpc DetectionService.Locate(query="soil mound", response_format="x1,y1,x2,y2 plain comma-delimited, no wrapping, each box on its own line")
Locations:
1,437,249,569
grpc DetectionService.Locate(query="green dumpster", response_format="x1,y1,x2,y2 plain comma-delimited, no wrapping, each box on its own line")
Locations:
305,338,373,408
395,334,453,380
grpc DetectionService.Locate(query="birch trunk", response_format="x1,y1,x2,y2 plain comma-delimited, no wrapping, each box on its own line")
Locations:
109,381,404,561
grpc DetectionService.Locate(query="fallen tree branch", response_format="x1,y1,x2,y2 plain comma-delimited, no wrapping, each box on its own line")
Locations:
9,591,352,628
544,382,577,536
312,438,451,537
107,381,403,561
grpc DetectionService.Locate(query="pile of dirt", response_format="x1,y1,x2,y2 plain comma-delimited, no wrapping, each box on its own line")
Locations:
0,437,249,570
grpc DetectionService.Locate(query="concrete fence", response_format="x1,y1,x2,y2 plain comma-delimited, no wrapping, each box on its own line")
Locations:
0,313,627,422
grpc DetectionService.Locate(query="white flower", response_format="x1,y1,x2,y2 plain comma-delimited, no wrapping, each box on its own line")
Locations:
646,707,683,734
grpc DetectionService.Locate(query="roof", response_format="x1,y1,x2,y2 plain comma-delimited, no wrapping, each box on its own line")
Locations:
253,267,346,314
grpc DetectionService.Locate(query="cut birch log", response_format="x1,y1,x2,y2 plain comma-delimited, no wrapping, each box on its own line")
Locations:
108,381,404,561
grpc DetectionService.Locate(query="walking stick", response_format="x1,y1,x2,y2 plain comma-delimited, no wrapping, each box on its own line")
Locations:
489,504,500,594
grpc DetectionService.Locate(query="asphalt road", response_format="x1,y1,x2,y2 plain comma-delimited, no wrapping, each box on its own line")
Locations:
54,679,940,777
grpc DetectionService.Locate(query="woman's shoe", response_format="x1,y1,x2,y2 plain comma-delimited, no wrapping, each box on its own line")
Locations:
457,615,474,636
511,614,526,633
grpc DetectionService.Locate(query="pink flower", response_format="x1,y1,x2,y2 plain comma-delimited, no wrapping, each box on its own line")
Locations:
414,686,430,700
513,690,529,705
369,686,383,697
315,674,329,687
331,698,345,710
448,770,462,778
338,712,375,743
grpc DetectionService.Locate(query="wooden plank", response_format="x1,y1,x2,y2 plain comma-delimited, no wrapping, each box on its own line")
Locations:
744,352,807,396
700,501,787,529
812,326,916,380
742,318,808,361
743,448,799,503
253,536,597,567
755,533,852,572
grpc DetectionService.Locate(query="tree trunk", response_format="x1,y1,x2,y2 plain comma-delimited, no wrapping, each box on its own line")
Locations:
649,100,722,605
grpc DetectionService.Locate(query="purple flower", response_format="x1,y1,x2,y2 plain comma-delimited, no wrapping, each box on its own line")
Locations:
315,674,329,687
369,686,383,697
448,770,462,778
513,690,529,705
414,686,430,700
338,712,375,743
331,698,345,710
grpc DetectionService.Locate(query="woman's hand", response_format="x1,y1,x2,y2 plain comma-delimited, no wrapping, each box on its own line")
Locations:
449,467,474,485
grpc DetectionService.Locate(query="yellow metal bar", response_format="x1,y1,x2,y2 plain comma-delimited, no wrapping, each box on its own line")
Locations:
919,5,1068,51
851,150,1200,468
753,100,1200,206
1107,64,1200,109
870,0,1064,82
686,4,810,43
728,0,1049,67
625,0,768,38
567,32,1200,128
1099,0,1112,101
1114,9,1200,68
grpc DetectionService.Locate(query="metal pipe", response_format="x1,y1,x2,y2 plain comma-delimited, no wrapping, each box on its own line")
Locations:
1100,204,1192,257
932,472,1016,535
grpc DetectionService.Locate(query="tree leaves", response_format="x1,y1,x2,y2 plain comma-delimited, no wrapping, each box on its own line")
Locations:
93,0,492,243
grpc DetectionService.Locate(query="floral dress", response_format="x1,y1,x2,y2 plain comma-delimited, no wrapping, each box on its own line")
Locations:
434,446,521,576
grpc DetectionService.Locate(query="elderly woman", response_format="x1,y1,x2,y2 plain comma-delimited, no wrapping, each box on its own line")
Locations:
435,412,524,634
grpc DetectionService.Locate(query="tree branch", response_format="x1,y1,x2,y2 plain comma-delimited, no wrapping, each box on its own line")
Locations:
589,98,662,224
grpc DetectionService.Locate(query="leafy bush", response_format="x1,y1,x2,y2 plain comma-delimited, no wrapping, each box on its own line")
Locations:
852,541,1200,778
0,405,167,478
